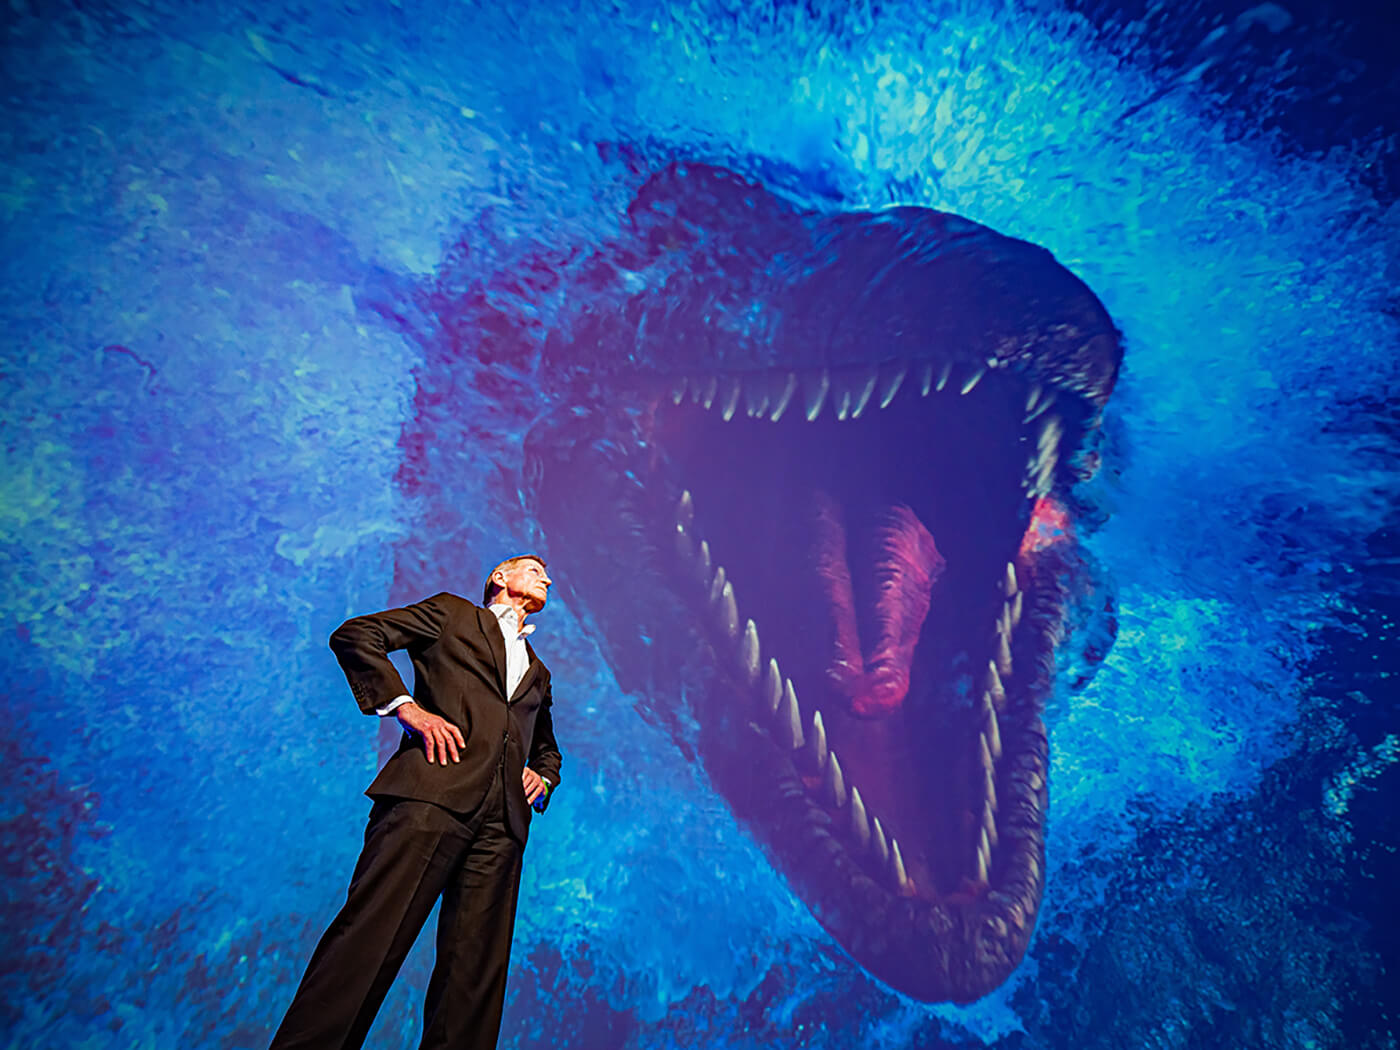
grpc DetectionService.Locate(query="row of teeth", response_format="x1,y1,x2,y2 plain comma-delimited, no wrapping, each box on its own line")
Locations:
1025,400,1061,501
668,363,1064,499
671,487,1025,896
975,562,1022,885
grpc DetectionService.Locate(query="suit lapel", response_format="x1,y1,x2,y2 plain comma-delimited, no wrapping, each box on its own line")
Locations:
477,607,509,699
509,645,541,704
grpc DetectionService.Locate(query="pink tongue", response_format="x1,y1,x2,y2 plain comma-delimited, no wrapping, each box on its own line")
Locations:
814,497,945,718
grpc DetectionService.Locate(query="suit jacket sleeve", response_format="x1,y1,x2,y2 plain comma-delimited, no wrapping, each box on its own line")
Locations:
329,592,450,714
528,673,562,811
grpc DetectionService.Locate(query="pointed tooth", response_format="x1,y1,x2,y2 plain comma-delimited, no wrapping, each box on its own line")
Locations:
707,565,727,606
960,366,986,395
876,361,908,408
1010,591,1023,628
776,679,804,749
763,658,782,715
1029,448,1057,497
890,837,910,894
848,368,879,418
1024,390,1057,422
979,737,999,815
806,709,829,770
976,827,992,882
1025,383,1044,414
995,628,1013,675
719,376,742,421
670,376,688,404
1026,848,1042,884
982,799,1000,848
699,374,718,410
744,375,769,418
1027,443,1055,476
848,787,871,849
983,707,1002,762
694,540,713,590
979,686,994,720
1037,414,1063,454
738,619,760,686
831,372,855,421
918,360,934,396
871,817,890,866
717,580,739,638
1004,561,1018,597
674,523,694,562
802,369,830,421
769,372,798,421
935,361,953,391
998,602,1012,639
986,661,1006,709
824,751,847,808
677,489,696,528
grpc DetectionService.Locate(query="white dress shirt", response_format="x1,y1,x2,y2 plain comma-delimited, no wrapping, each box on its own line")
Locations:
488,602,535,699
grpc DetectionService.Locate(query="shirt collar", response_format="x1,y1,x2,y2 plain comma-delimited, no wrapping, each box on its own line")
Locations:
488,602,536,636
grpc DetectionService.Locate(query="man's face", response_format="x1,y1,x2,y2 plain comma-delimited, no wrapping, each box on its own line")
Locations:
497,559,552,613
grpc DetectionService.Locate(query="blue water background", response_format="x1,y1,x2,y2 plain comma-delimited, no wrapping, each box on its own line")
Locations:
1,1,1396,1047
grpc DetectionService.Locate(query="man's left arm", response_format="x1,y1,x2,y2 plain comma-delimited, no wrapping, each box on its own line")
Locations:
524,675,562,812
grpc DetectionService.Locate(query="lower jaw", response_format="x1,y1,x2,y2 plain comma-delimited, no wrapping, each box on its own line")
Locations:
522,388,1071,1000
664,490,1064,1002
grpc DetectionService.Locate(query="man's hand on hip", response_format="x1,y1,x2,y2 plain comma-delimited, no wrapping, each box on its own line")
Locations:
395,702,465,765
522,768,547,806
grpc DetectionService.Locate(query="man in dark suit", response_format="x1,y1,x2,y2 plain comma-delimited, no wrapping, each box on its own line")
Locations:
270,554,562,1050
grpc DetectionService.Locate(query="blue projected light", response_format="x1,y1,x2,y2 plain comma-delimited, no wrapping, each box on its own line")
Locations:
1,2,1396,1049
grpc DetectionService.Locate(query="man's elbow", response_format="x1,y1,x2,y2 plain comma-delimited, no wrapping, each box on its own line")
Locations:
328,617,368,656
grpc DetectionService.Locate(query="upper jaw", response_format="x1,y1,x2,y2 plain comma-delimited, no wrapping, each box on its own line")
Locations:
541,164,1123,412
649,355,1077,504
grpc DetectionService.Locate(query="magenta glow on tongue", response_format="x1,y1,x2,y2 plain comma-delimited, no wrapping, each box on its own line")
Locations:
815,498,945,718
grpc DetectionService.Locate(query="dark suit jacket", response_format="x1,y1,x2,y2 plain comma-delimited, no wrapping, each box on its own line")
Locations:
329,591,561,842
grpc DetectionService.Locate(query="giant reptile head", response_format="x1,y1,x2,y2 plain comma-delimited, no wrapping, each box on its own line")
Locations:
521,163,1122,1003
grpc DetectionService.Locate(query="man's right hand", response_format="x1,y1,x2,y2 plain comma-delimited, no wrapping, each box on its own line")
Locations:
395,702,466,765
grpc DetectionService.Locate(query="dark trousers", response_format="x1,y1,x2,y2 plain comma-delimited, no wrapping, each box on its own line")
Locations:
269,769,524,1050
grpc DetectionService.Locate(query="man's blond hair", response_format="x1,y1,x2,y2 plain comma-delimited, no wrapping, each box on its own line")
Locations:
482,554,548,605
